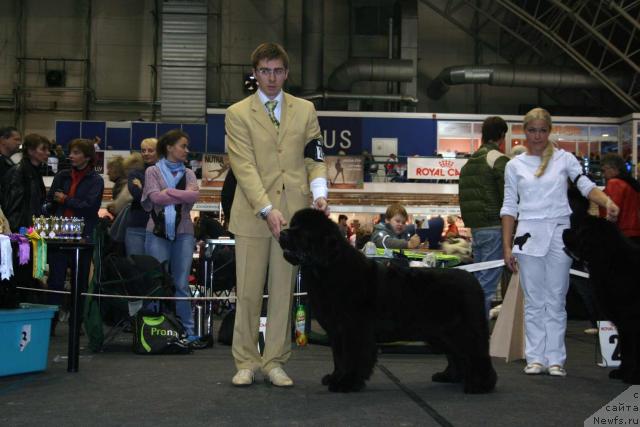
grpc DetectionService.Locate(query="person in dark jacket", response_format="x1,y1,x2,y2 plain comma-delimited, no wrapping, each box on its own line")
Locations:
125,137,158,256
45,139,104,328
0,126,21,183
1,134,50,231
458,116,509,316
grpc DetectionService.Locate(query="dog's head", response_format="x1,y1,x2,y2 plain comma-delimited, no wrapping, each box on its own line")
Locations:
279,208,343,267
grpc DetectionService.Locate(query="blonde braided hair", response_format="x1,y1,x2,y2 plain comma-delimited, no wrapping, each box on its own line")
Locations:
523,107,554,177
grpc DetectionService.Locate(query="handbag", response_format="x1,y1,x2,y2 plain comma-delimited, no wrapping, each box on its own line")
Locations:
109,203,131,242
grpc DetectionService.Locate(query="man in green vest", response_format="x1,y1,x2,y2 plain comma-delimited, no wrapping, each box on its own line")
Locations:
459,117,509,317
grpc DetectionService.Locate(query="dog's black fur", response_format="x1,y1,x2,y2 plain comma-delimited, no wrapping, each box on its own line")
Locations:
279,208,497,393
563,200,640,385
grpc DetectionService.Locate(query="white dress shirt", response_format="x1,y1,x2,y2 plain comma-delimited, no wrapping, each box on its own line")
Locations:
500,149,595,256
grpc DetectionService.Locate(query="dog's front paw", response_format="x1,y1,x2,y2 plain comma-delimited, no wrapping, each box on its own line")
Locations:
432,369,462,383
328,377,365,393
321,373,334,385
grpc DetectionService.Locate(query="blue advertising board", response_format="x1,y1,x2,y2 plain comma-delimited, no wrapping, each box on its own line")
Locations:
56,112,438,157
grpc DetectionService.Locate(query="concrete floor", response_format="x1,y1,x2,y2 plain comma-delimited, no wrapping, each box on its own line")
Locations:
0,319,631,427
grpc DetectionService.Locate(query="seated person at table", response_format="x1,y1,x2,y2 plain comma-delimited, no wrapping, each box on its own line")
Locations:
445,215,460,238
370,203,420,249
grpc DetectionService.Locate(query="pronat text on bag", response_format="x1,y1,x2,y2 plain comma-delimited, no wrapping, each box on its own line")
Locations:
133,311,191,354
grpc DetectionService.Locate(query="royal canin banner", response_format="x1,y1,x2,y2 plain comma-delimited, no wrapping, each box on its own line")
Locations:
407,157,468,181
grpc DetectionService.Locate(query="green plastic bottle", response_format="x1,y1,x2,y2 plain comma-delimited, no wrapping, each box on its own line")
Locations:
295,304,307,346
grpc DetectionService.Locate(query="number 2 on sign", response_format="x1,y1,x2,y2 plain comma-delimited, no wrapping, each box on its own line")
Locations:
609,334,622,361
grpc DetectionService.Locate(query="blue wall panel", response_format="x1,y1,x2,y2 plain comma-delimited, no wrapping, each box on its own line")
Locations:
131,122,158,147
55,121,81,147
157,123,181,136
183,124,206,152
206,114,226,152
106,127,132,150
80,121,106,143
362,118,436,157
203,112,438,156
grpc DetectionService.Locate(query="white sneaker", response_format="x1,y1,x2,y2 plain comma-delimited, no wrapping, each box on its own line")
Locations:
232,369,254,386
524,363,546,375
548,365,567,377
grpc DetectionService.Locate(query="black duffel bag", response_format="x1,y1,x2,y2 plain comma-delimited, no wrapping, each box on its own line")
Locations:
133,311,191,355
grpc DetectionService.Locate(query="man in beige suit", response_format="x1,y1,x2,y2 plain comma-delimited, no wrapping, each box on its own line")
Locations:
226,43,328,387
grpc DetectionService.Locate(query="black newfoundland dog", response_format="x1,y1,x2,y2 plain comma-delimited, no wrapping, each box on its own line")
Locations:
563,208,640,385
279,208,497,393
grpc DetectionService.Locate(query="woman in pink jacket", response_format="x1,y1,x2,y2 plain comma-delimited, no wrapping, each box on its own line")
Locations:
142,129,200,341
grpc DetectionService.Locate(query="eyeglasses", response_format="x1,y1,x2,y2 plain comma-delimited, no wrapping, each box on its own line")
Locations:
256,67,287,77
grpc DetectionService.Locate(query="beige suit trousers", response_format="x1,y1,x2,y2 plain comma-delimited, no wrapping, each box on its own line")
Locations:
231,196,296,373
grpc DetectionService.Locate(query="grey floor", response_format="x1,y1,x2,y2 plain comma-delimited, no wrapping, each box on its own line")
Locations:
0,319,630,427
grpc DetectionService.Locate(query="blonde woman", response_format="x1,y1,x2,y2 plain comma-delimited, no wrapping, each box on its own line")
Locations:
500,107,619,377
125,138,158,256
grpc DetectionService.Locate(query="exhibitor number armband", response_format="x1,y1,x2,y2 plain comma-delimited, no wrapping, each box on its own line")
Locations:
304,138,325,162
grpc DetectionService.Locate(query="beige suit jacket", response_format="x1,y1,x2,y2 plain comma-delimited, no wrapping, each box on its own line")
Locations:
226,92,327,238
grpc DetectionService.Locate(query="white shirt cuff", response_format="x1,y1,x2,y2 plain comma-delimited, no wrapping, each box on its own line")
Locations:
310,177,328,201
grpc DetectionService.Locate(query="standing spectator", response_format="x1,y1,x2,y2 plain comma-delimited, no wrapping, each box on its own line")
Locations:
142,130,200,342
362,150,376,182
226,42,328,387
337,214,349,238
1,134,50,231
500,107,618,377
109,153,143,217
0,127,21,184
599,153,640,244
55,145,71,171
106,156,127,200
220,169,236,230
125,138,158,256
458,116,509,316
45,139,104,334
385,153,399,179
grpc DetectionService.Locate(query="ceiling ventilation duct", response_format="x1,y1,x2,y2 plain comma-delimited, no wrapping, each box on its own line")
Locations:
328,58,414,92
427,64,628,100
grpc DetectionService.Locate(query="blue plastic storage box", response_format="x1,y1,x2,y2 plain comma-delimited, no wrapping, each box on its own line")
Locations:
0,305,57,376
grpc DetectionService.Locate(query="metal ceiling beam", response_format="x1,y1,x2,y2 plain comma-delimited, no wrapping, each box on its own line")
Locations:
548,0,640,75
495,0,640,111
607,0,640,32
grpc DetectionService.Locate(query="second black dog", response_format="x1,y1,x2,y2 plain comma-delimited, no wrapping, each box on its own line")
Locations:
279,208,497,394
563,210,640,384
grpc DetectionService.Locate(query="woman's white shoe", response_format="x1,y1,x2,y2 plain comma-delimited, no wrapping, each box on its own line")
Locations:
524,363,546,375
548,365,567,377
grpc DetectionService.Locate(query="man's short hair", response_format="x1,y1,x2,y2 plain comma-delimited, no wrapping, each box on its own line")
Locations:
385,203,408,220
481,116,508,144
21,134,50,156
0,126,19,140
251,42,289,70
338,214,348,222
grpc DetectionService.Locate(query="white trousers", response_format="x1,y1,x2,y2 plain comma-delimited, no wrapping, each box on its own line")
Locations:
515,224,572,367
